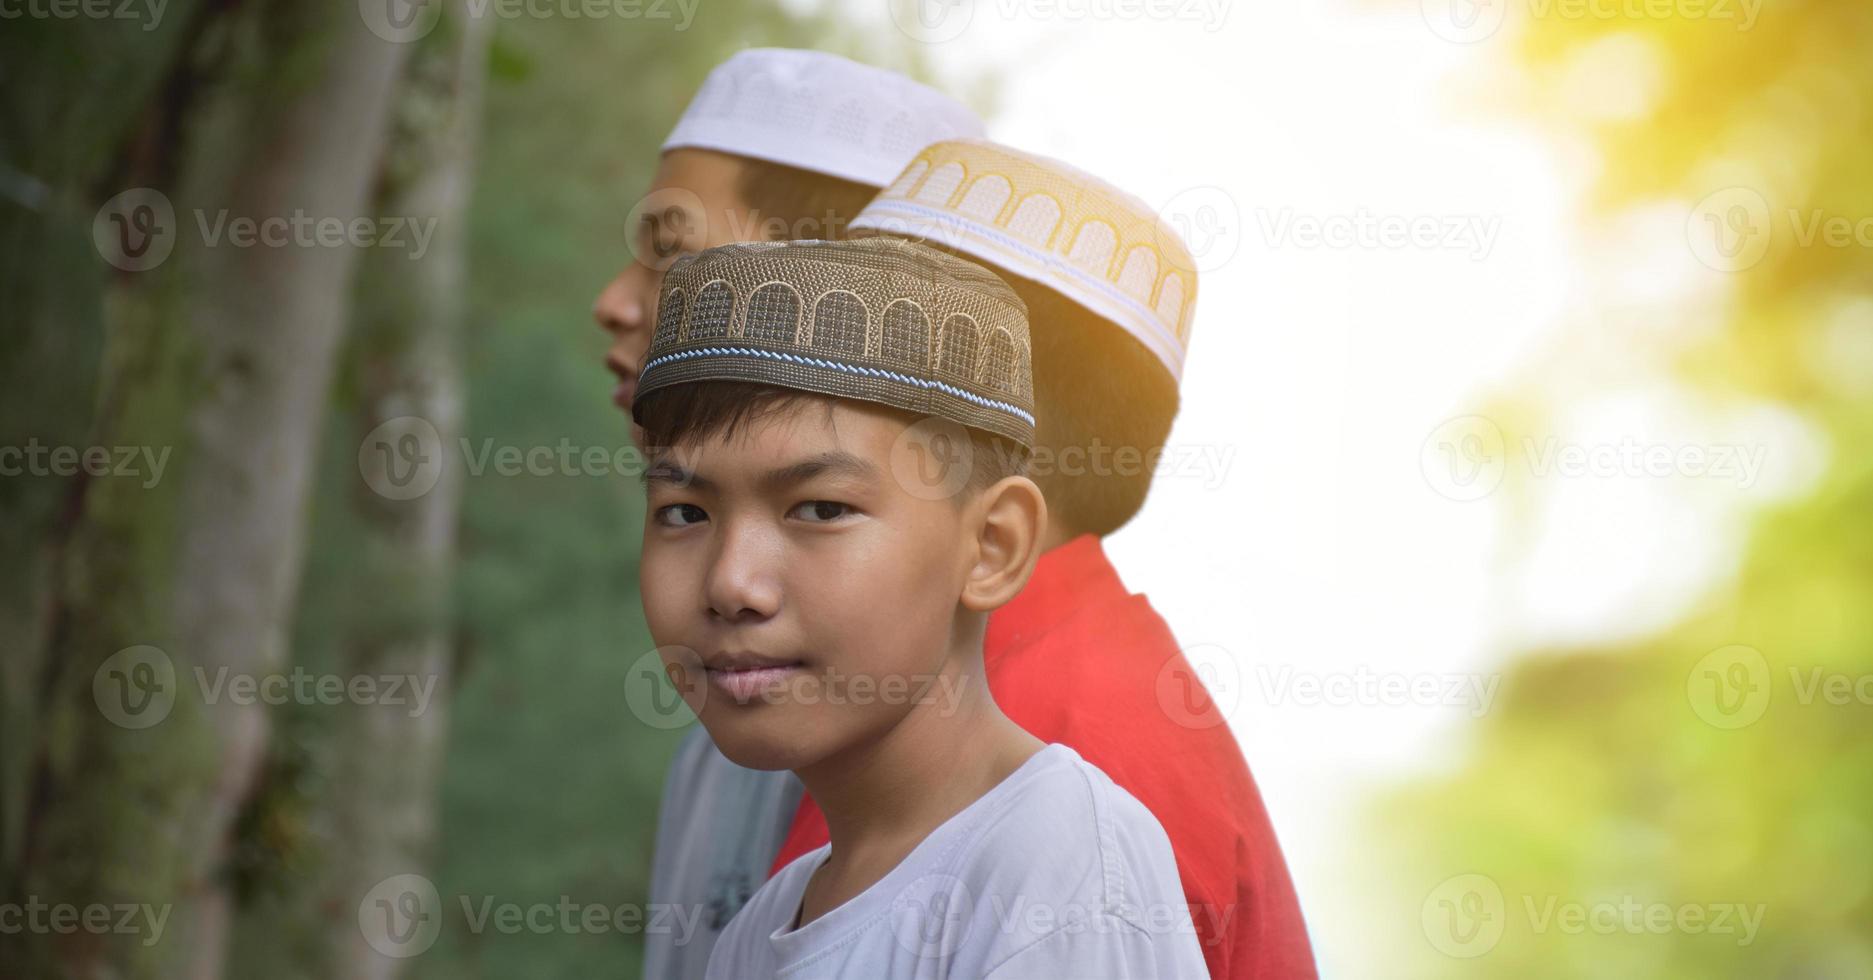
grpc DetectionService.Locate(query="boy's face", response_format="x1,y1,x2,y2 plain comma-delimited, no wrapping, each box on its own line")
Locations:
639,399,980,771
593,148,757,414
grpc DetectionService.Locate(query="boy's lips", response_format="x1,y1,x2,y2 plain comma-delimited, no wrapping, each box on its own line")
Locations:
606,356,638,410
704,652,805,703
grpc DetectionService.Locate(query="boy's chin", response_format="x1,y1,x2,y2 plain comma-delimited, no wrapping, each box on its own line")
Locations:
703,719,820,772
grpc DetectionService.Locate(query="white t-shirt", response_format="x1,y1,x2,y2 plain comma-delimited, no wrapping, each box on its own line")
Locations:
704,743,1210,979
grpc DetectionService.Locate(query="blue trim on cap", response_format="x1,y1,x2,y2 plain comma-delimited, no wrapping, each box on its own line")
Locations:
639,345,1035,427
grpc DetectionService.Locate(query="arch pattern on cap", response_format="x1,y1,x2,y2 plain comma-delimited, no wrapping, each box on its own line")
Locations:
938,313,981,384
744,282,803,344
809,290,870,359
689,281,736,341
881,299,932,371
1007,194,1062,247
655,288,686,348
851,141,1202,377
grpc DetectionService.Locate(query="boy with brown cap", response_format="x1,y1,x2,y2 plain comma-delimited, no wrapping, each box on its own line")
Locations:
633,237,1208,978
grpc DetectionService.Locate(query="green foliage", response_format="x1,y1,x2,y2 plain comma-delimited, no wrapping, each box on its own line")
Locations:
1381,5,1873,977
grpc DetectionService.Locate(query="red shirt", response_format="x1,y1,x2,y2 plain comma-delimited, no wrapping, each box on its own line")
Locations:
767,535,1316,979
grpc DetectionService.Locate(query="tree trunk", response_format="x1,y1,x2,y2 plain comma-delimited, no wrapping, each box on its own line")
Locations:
0,0,207,889
8,3,409,977
322,5,490,977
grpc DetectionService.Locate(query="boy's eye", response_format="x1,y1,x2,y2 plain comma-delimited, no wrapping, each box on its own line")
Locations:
789,500,853,523
655,503,709,527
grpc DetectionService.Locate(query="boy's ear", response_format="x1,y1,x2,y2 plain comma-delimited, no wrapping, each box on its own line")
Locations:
961,475,1047,612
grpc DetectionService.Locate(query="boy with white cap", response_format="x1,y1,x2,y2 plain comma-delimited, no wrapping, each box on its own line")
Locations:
594,48,983,414
762,140,1319,979
591,50,986,979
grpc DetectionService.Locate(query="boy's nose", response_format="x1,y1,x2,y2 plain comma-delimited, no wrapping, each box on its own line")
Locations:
703,527,782,624
593,271,648,340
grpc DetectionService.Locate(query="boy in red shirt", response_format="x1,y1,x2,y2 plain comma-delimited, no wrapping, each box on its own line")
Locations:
765,139,1317,979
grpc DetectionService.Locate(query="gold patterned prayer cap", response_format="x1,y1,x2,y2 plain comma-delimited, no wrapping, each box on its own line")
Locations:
849,139,1197,383
661,49,987,188
634,238,1035,449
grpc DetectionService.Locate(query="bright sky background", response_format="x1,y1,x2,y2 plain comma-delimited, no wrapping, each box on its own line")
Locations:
813,0,1829,973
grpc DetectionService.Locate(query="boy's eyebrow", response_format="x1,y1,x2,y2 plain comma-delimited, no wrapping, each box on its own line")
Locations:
760,451,879,492
642,460,711,491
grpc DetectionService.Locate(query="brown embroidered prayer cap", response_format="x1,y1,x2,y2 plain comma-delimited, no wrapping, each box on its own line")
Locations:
634,238,1035,449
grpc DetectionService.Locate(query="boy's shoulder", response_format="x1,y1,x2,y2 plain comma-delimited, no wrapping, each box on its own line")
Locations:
950,745,1186,914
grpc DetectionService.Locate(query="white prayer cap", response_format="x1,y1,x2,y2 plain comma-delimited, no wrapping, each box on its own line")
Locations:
660,49,986,189
851,140,1199,383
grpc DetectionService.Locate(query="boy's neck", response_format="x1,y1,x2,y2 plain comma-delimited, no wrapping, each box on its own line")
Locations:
1039,520,1088,554
792,651,1044,862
